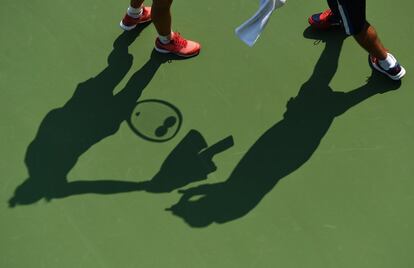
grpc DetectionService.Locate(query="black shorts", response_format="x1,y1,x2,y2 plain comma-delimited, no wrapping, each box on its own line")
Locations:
327,0,366,35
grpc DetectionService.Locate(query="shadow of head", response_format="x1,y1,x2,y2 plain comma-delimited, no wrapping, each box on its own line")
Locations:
167,188,218,228
168,200,216,228
8,179,50,207
166,183,240,228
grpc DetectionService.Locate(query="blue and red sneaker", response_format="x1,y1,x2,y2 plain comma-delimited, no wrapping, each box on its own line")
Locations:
308,9,341,30
369,53,406,80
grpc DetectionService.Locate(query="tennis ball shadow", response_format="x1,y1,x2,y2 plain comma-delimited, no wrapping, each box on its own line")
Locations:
127,99,183,142
155,116,177,137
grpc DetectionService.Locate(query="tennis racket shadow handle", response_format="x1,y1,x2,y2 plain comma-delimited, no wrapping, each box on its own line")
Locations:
199,136,234,173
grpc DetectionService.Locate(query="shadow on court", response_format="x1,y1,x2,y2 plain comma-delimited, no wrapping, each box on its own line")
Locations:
8,25,234,207
167,27,402,227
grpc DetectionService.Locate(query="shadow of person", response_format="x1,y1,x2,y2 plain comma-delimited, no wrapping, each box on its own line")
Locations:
10,126,232,206
167,27,403,228
8,25,197,207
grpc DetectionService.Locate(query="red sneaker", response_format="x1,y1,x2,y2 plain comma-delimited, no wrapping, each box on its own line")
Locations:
154,32,201,58
120,6,152,31
308,9,341,30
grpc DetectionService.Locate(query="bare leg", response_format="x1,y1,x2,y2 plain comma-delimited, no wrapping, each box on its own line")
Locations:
152,0,173,36
354,22,387,60
130,0,145,8
125,0,200,57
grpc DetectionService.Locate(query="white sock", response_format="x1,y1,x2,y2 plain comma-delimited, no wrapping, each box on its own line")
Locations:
159,32,173,44
379,53,397,70
127,6,143,18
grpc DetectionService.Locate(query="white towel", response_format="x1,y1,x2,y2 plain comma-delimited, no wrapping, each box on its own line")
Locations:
235,0,286,47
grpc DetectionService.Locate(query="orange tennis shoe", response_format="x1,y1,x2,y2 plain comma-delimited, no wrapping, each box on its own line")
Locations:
154,32,201,58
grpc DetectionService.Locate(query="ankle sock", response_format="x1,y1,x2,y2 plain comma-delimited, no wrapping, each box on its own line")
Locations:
159,32,173,44
127,6,143,18
379,53,397,70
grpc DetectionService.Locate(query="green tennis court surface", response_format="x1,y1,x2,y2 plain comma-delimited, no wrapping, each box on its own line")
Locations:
1,0,413,267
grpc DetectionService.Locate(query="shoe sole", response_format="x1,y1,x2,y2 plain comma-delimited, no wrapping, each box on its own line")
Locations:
369,56,406,80
119,18,152,31
154,46,200,58
120,21,137,31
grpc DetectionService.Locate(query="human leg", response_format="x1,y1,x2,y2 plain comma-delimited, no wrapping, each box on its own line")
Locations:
152,0,201,57
308,0,405,80
336,0,405,79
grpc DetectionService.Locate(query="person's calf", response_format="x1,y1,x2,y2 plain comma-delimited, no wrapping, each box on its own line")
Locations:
151,0,173,36
152,0,173,9
354,23,406,80
354,22,387,60
130,0,145,8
